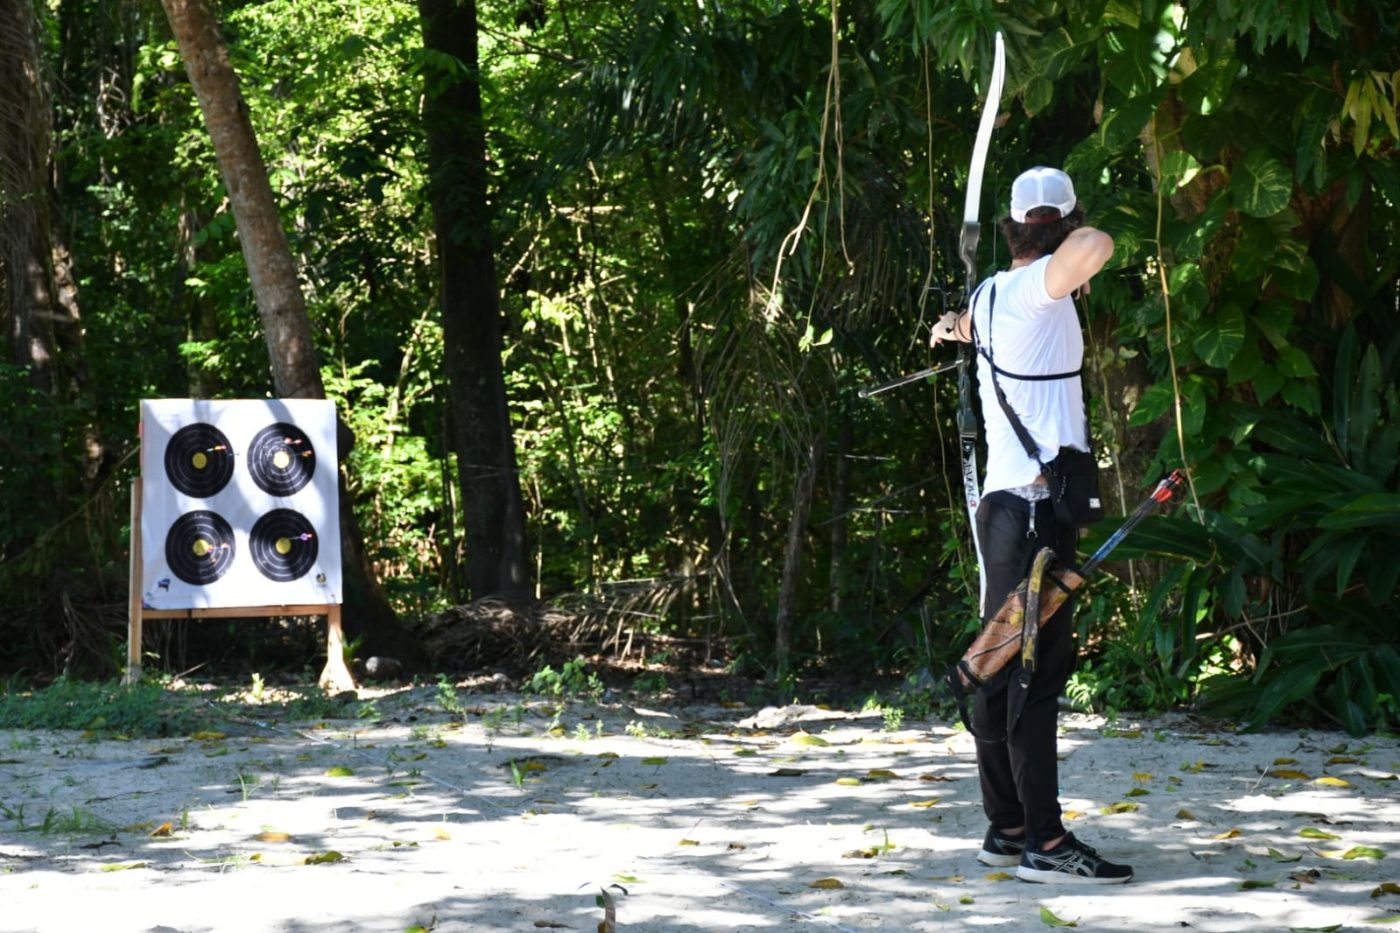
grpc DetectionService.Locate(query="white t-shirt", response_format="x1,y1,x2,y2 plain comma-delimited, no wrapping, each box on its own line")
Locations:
970,256,1089,494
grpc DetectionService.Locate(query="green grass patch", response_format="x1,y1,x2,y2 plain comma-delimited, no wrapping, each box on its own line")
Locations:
0,678,199,737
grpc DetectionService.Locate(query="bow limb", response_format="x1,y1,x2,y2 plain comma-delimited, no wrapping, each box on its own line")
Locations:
957,31,1006,297
954,30,1005,614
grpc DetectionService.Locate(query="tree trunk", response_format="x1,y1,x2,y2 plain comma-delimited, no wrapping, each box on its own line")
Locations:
774,434,823,679
159,0,421,666
416,0,531,601
0,0,58,382
829,410,852,614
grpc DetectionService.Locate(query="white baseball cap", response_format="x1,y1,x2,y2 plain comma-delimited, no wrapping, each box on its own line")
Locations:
1009,166,1077,223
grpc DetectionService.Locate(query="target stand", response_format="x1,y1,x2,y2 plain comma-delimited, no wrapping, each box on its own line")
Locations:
125,399,355,692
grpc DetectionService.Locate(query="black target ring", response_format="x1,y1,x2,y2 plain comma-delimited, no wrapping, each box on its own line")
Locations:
164,423,235,498
247,423,317,496
165,510,236,585
249,509,319,582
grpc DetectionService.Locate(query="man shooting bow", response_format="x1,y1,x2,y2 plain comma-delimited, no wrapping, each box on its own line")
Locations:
933,166,1133,885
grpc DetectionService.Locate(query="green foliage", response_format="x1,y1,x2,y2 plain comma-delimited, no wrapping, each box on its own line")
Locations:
1109,328,1400,733
525,658,604,700
7,0,1399,734
0,679,197,737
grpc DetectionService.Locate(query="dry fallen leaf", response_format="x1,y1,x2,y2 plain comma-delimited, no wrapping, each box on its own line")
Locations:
909,799,940,809
843,847,883,859
1213,828,1243,840
809,878,844,889
254,831,292,844
1268,768,1312,780
148,822,174,838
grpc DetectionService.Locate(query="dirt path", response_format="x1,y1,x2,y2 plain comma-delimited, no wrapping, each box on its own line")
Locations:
1,685,1397,932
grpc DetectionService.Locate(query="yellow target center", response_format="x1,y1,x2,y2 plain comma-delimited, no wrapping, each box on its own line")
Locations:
275,537,293,555
272,449,292,470
192,452,208,470
192,538,212,557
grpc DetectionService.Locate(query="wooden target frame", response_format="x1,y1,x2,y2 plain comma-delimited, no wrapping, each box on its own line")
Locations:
124,398,355,692
125,475,355,690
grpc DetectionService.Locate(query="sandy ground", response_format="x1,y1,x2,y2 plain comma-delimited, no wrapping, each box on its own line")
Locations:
1,683,1398,933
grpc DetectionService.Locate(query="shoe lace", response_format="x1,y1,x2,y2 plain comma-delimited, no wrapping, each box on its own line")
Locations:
1061,834,1101,859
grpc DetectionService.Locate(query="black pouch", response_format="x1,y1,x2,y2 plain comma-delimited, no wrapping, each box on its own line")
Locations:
1043,446,1104,526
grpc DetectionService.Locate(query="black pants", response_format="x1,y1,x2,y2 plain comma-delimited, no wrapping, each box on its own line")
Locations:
972,491,1078,846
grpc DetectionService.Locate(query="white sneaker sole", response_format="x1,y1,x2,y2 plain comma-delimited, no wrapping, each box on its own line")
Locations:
977,850,1022,867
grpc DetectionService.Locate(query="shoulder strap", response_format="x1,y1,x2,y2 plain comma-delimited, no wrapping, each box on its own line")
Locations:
974,273,1082,382
974,283,1048,466
975,281,1097,468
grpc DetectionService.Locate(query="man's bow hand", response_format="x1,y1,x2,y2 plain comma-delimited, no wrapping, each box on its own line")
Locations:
930,309,971,347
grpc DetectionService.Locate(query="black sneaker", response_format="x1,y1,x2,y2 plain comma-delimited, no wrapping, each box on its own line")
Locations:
976,826,1026,867
1016,833,1133,884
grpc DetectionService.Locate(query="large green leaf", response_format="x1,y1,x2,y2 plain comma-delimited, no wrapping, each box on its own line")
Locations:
1366,551,1400,605
1229,150,1292,217
1108,515,1220,564
1178,49,1241,116
1317,494,1400,533
1126,380,1176,427
1192,303,1246,368
1275,345,1318,379
1244,657,1328,729
1226,334,1271,381
1103,26,1166,97
1100,92,1162,153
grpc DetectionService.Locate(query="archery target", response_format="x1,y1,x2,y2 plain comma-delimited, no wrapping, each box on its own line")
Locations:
249,509,319,582
165,510,237,585
164,424,236,497
140,399,342,609
248,423,316,496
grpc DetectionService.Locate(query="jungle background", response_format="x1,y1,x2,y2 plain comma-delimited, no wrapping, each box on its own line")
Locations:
0,0,1397,734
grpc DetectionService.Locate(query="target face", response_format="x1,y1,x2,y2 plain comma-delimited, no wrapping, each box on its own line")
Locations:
165,510,236,585
250,509,319,582
140,399,342,610
248,423,317,496
164,424,235,497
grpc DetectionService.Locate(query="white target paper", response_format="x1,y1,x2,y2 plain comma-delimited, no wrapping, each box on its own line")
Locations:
140,399,343,609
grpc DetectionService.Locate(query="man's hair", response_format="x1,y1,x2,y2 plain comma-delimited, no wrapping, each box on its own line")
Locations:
998,205,1085,260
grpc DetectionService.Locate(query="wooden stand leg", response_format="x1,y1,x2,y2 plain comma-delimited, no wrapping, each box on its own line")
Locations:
318,604,357,693
125,478,144,686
